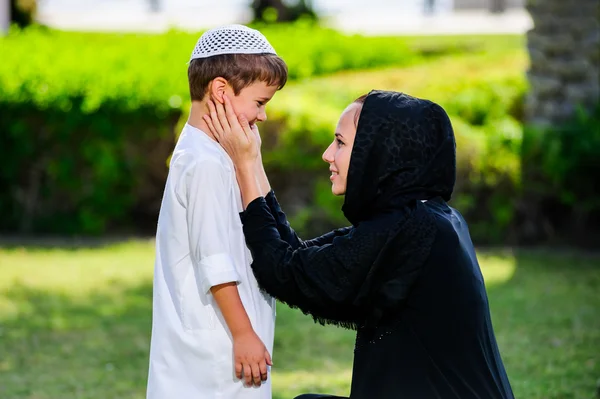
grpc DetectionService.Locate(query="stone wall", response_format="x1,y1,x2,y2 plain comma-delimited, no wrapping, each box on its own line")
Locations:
525,0,600,126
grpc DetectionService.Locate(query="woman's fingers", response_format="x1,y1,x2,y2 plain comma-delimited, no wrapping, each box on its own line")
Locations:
202,114,217,138
213,98,231,136
223,94,241,130
206,100,224,136
237,114,254,143
204,97,257,162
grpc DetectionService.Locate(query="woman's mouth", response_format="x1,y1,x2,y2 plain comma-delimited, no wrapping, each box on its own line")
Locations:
330,170,338,181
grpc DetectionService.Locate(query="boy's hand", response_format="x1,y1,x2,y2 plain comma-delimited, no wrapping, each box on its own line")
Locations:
233,330,272,387
204,95,258,170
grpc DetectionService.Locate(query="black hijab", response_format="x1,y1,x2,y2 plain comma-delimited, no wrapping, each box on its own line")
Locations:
340,90,457,327
343,90,456,225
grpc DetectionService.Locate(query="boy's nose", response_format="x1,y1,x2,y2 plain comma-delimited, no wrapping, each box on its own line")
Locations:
257,109,267,122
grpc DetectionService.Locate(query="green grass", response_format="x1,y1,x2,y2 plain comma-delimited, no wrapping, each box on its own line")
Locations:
0,241,598,399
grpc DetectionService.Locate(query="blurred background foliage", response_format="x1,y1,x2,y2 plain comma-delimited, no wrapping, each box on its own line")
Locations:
9,0,37,27
251,0,318,23
1,2,599,399
0,2,598,248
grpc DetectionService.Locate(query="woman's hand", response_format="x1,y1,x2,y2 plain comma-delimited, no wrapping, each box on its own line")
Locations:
204,94,258,170
204,94,263,208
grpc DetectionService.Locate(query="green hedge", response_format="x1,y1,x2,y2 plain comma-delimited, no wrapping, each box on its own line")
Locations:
0,25,525,236
0,24,508,110
0,101,179,234
520,104,600,247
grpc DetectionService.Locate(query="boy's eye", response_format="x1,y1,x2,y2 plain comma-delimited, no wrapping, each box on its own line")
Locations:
257,101,265,106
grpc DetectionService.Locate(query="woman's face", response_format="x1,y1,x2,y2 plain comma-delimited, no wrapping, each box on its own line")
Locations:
322,102,361,196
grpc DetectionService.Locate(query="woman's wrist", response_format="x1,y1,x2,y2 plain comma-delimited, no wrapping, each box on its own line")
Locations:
234,158,256,173
255,155,271,196
236,163,262,209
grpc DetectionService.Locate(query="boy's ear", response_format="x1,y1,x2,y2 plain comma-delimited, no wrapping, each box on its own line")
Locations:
209,77,228,104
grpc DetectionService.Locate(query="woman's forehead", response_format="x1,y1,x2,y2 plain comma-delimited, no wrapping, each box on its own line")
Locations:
339,103,362,127
336,112,357,140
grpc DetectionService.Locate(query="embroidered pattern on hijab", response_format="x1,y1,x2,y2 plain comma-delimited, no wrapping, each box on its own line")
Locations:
342,90,456,226
335,90,457,328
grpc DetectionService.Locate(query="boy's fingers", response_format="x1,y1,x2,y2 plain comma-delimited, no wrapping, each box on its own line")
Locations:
259,359,268,381
235,362,243,380
243,363,252,386
265,350,272,366
250,363,261,386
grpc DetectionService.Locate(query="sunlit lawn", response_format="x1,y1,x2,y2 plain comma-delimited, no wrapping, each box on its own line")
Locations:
0,239,598,399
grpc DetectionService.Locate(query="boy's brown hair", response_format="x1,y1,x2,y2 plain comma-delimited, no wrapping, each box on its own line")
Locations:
188,53,288,101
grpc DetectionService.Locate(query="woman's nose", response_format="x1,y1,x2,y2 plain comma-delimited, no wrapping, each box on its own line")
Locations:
322,142,334,163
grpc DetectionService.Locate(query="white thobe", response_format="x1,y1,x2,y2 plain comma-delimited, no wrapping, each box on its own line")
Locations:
146,123,275,399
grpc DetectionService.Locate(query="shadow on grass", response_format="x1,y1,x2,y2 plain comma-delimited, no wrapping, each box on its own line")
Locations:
0,278,355,398
0,235,154,251
0,281,153,399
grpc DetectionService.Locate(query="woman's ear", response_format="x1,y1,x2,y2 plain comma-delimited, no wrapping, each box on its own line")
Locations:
208,77,228,104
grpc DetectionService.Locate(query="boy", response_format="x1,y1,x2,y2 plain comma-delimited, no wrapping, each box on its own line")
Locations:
146,25,288,399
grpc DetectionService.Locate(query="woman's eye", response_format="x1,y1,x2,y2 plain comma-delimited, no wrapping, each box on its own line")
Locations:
336,139,344,147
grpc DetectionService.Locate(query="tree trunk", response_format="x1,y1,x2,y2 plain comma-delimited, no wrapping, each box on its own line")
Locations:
148,0,161,13
0,0,10,34
525,0,599,126
519,0,600,245
489,0,506,13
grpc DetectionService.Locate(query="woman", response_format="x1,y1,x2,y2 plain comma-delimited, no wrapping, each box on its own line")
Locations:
204,90,515,399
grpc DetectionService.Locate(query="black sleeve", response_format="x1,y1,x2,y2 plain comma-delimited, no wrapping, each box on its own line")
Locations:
240,196,389,322
264,190,352,250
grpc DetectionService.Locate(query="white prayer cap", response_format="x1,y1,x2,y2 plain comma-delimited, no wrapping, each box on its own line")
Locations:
190,24,277,61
